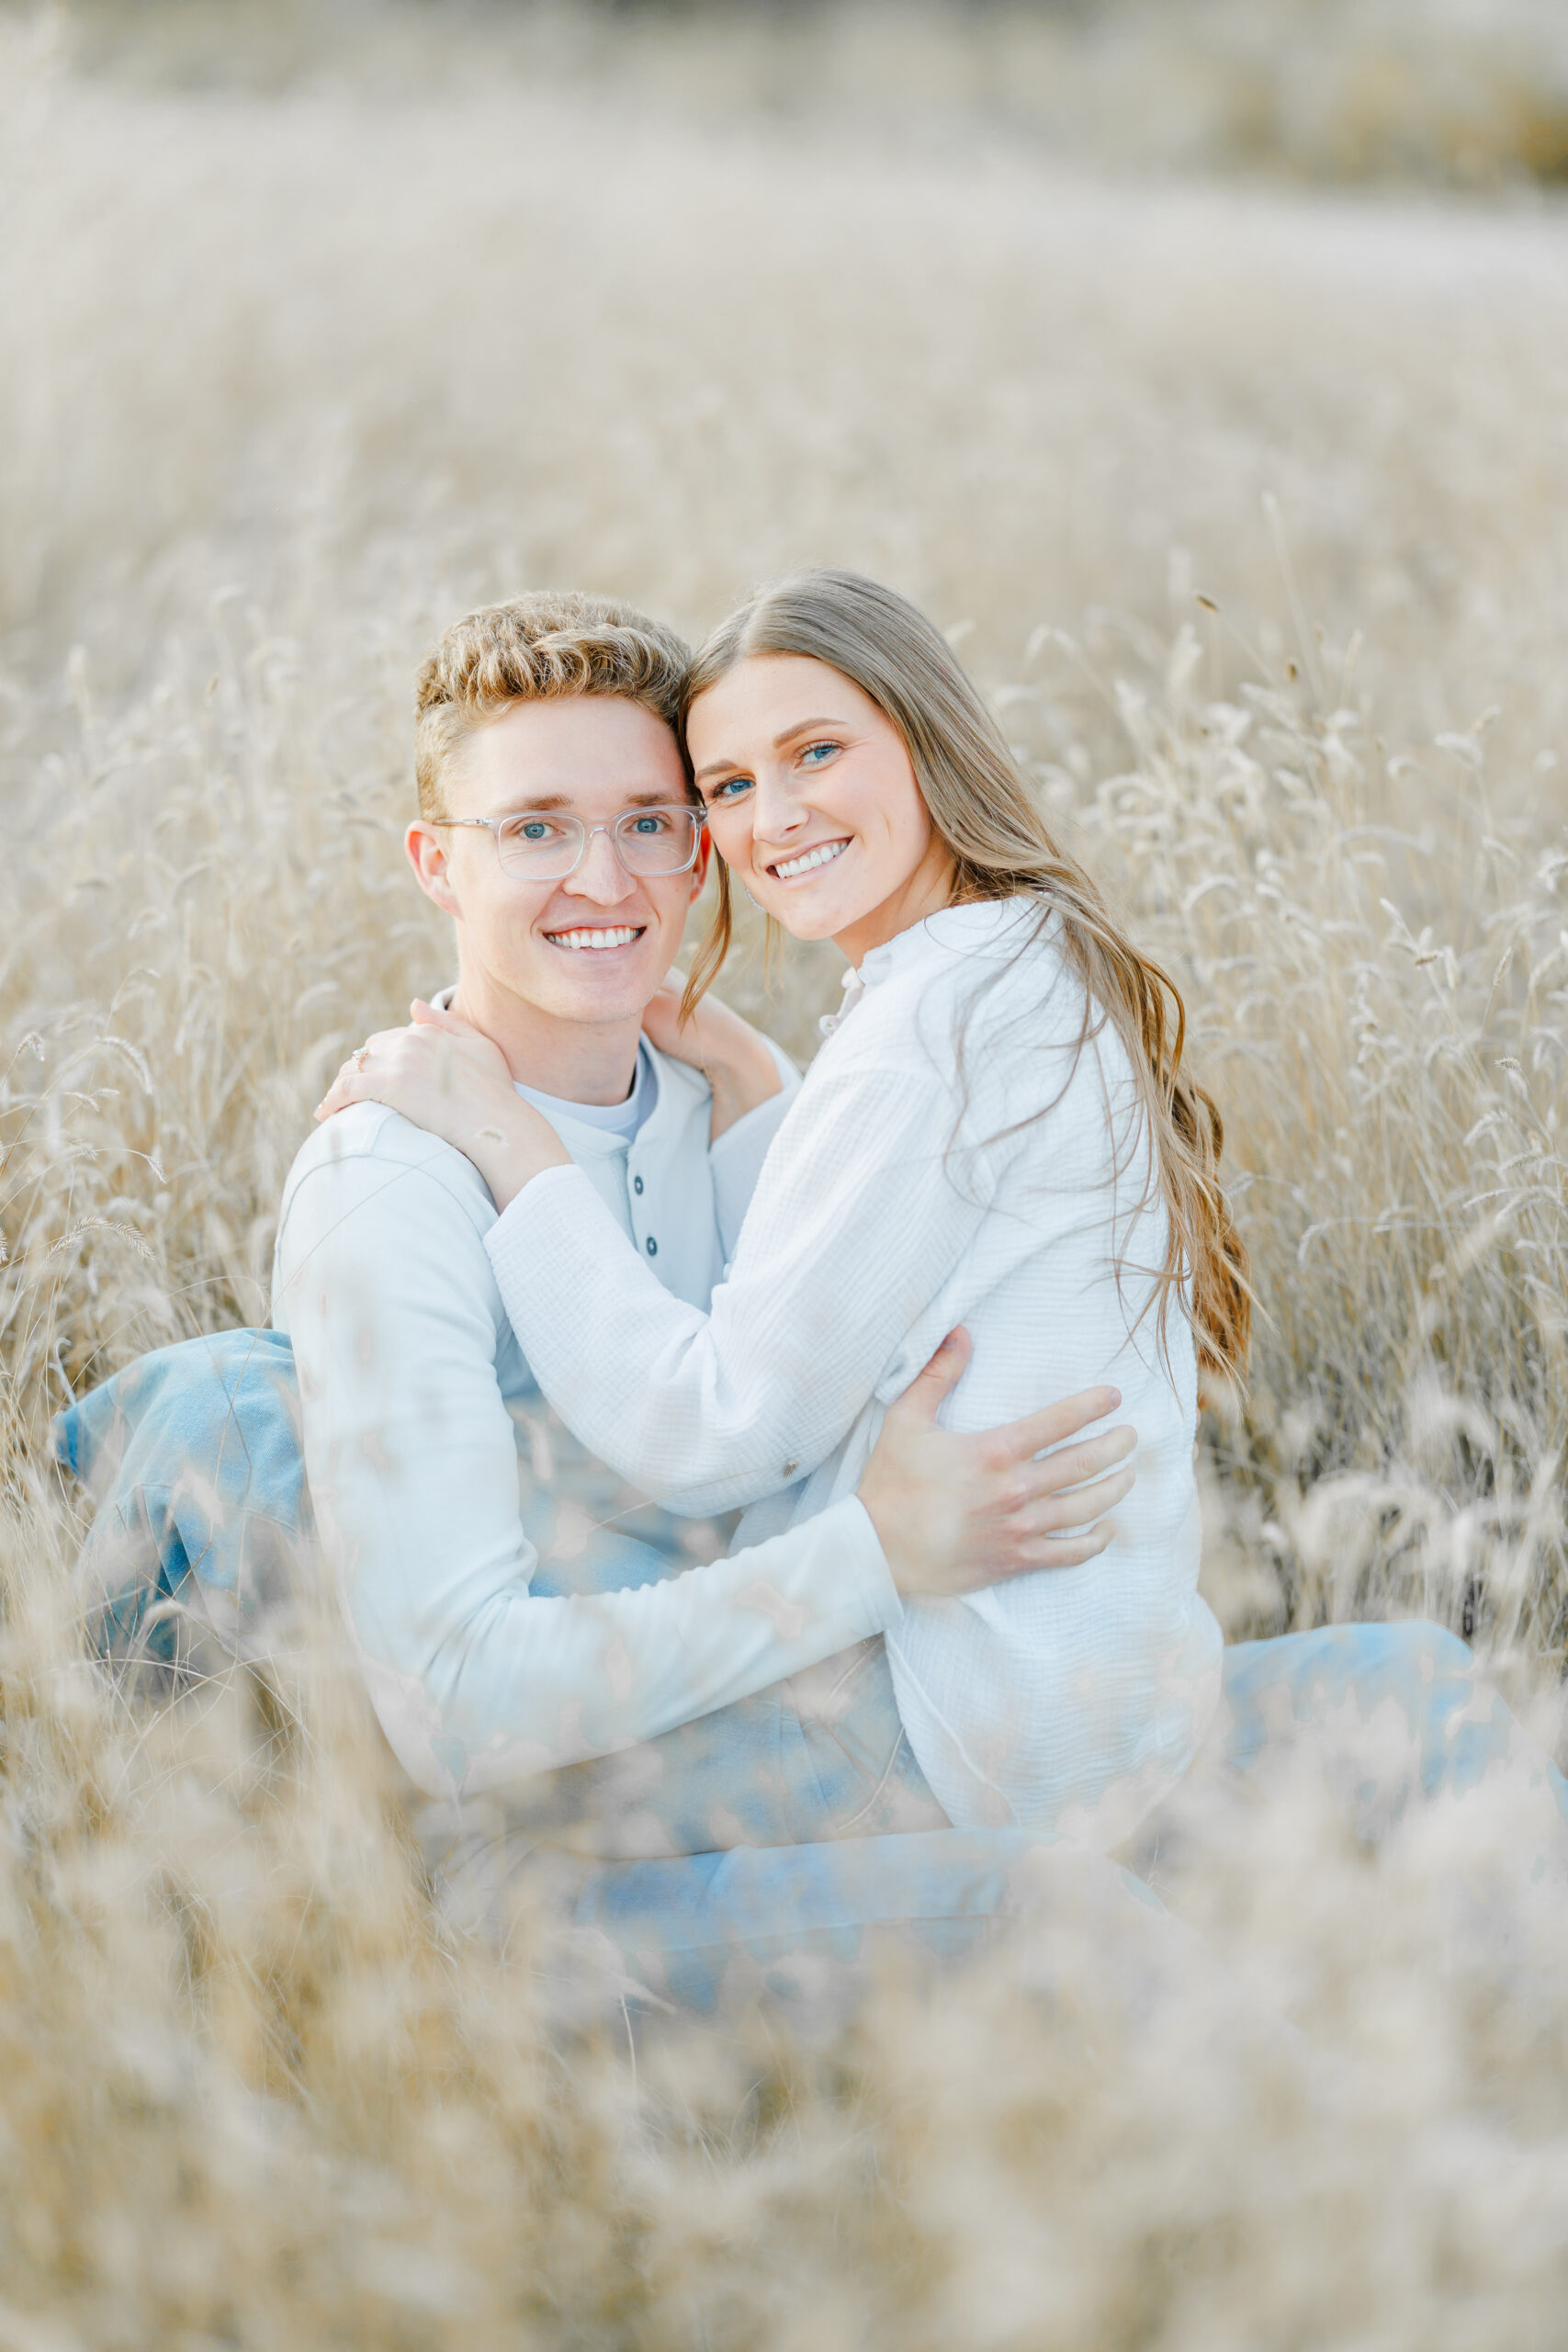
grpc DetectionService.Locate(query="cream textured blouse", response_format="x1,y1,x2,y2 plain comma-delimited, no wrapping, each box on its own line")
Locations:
486,899,1223,1844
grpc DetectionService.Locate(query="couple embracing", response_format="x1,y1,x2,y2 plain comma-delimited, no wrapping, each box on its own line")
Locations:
60,570,1564,2018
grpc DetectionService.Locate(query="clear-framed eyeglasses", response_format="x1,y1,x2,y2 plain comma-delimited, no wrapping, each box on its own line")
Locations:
428,803,706,883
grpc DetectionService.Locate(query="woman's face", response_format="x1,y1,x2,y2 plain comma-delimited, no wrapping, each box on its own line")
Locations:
687,654,955,965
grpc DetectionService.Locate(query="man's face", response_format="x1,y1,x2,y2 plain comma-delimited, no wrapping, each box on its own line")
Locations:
406,695,706,1031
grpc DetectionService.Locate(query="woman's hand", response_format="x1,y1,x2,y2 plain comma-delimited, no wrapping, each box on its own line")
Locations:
856,1329,1135,1600
640,974,784,1141
315,999,570,1209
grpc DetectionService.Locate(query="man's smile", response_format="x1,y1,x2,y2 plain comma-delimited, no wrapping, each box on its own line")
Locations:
542,924,648,952
768,838,851,883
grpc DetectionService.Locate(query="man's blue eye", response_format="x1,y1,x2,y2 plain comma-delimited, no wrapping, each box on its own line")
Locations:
630,813,669,835
517,820,553,842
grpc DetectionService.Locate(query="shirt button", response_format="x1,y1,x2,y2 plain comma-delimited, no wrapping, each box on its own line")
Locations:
783,1458,799,1478
633,1175,644,1194
646,1236,658,1256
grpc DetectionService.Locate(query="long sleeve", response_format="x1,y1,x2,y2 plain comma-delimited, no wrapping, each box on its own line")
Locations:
485,1061,994,1515
483,906,1222,1843
273,1118,899,1805
707,1038,800,1265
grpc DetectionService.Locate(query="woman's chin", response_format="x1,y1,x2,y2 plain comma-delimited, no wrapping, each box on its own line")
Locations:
752,885,868,944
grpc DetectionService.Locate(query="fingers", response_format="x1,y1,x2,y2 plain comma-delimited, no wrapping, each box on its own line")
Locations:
314,1025,414,1120
988,1384,1122,1464
959,1462,1135,1589
1027,1524,1115,1570
1021,1463,1134,1536
959,1521,1112,1588
411,998,478,1035
887,1328,973,1424
316,1048,375,1121
1015,1424,1136,1498
317,1062,375,1120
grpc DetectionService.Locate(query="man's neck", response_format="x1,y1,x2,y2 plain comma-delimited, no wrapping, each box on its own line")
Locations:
446,968,642,1107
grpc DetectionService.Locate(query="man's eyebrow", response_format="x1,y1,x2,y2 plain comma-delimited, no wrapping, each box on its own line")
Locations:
489,787,683,813
694,719,849,784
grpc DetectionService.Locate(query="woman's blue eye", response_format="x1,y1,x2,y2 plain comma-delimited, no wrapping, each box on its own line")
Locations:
709,776,752,803
800,741,838,766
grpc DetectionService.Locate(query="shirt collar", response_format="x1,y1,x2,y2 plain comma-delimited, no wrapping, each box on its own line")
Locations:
523,1039,705,1163
430,983,705,1163
822,898,1043,1035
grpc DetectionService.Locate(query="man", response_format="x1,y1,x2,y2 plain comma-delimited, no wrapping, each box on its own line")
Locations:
277,591,1131,1881
59,589,1138,2003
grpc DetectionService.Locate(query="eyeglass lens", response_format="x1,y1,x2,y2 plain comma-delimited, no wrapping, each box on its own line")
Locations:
492,807,701,881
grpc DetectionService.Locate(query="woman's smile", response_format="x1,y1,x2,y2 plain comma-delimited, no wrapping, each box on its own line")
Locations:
767,837,852,883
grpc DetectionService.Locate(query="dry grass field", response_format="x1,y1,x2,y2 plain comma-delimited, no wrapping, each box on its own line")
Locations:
4,3,1568,2343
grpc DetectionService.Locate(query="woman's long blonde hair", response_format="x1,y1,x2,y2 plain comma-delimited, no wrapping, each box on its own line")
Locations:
680,568,1250,1390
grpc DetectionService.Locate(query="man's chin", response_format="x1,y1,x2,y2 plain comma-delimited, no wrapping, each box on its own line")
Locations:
520,944,665,1020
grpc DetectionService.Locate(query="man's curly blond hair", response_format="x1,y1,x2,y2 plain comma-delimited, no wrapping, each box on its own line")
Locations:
413,591,693,817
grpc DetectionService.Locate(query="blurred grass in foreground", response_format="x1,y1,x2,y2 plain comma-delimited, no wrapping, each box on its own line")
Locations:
4,8,1568,2345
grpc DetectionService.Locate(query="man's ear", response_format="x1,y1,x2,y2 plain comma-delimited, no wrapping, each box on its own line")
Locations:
687,828,714,907
406,820,461,917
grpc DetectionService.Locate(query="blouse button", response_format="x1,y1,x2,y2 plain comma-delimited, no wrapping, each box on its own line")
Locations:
633,1175,644,1194
646,1236,658,1256
783,1458,799,1478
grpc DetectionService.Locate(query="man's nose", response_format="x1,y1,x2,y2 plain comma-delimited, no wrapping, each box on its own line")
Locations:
562,828,637,903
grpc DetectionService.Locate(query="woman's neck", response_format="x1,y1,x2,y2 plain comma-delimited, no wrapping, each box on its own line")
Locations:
832,842,959,969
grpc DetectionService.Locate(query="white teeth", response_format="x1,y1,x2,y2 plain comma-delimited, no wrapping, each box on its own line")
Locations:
546,927,642,951
773,840,849,881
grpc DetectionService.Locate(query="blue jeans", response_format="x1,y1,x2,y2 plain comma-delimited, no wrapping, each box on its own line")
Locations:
54,1331,1568,2018
558,1620,1568,2016
52,1329,948,1864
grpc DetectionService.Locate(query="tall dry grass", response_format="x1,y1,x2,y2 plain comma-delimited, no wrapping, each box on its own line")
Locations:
5,6,1568,2343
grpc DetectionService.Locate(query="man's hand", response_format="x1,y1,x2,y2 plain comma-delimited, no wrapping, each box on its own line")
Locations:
315,1000,570,1209
857,1329,1135,1600
640,974,784,1141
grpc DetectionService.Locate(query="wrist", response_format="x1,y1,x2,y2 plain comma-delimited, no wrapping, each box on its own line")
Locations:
470,1098,570,1211
705,1037,784,1141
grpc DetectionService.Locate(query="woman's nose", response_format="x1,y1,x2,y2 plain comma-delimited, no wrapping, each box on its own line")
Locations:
750,767,808,841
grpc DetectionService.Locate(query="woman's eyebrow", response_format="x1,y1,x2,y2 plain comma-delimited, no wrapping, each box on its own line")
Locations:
773,718,847,746
694,718,849,783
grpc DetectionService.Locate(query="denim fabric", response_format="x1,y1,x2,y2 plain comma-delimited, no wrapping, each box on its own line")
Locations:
52,1329,306,1670
566,1831,1174,2020
1123,1618,1568,1887
54,1335,1568,2020
566,1619,1568,2015
52,1329,946,1856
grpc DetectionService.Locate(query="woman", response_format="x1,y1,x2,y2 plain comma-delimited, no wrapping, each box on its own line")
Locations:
321,568,1249,1849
